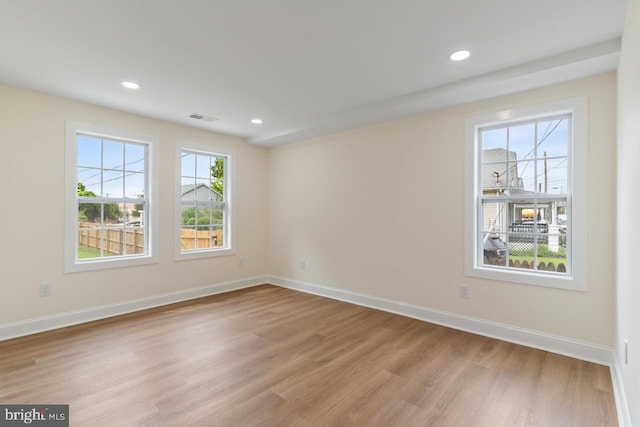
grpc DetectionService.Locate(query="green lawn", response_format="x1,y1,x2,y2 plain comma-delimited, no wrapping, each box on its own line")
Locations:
78,246,120,259
78,246,102,259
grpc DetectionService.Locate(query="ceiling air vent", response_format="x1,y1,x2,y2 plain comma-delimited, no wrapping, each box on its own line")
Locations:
189,113,218,122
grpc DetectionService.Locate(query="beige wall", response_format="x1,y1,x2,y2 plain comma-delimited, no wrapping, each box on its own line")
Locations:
268,73,616,347
617,0,640,423
0,85,269,324
0,73,617,351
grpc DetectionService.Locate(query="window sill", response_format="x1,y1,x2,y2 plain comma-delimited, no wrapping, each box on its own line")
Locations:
175,247,235,261
464,263,586,292
65,254,158,273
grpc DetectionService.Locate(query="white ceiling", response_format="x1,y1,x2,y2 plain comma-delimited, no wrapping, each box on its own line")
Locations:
0,0,628,146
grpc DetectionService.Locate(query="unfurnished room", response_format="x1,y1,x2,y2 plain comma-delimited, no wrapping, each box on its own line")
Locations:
0,1,638,426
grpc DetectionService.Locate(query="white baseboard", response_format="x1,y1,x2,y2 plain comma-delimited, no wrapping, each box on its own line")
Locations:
610,355,632,427
267,275,614,365
0,275,268,341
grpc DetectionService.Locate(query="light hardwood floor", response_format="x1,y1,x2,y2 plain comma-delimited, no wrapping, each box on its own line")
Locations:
0,285,617,426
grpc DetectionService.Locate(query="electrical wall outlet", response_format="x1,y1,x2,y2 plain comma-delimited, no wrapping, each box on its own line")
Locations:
238,257,245,268
299,259,306,270
39,283,52,297
459,284,470,299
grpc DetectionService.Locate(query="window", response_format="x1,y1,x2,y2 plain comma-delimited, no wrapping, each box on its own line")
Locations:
465,98,587,290
176,143,233,259
65,121,158,272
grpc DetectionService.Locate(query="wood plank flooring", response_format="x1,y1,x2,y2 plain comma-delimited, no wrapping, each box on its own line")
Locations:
0,285,617,426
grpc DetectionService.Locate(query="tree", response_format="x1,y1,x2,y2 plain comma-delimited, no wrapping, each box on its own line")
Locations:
181,206,223,227
210,157,224,200
132,195,144,218
77,182,94,197
77,182,121,222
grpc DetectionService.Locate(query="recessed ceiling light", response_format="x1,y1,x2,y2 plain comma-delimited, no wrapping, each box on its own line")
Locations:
121,81,140,89
449,50,471,61
251,118,263,125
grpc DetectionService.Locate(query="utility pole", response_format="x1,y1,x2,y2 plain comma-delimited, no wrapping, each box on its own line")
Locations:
544,151,548,193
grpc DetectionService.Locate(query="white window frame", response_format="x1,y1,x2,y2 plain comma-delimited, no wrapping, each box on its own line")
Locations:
175,141,234,260
64,121,159,273
464,97,587,291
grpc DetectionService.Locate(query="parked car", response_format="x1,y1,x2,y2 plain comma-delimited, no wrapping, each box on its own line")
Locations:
484,234,507,259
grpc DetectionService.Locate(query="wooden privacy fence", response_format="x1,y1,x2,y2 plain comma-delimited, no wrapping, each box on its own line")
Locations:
78,223,223,254
180,228,223,250
78,222,144,255
484,257,566,272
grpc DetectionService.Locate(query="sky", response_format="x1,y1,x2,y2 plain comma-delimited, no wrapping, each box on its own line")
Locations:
77,135,226,201
77,134,146,200
481,116,569,195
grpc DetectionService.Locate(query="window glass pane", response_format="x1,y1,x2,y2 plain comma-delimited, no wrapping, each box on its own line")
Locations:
103,224,125,257
506,234,535,262
181,203,196,228
196,154,211,179
506,232,535,270
182,203,213,250
78,135,101,168
537,118,568,157
482,162,507,193
181,176,196,202
77,219,101,259
212,180,224,201
534,199,563,223
539,158,568,194
121,203,133,224
211,156,225,201
181,176,196,187
128,200,144,224
102,170,123,198
181,203,211,227
212,206,223,227
78,201,101,223
194,179,214,201
78,168,101,195
125,144,145,172
102,202,122,224
212,222,224,248
481,128,507,152
195,203,213,226
103,140,124,170
511,159,536,193
508,123,535,163
554,201,568,228
124,172,145,199
481,148,506,165
540,236,567,272
127,224,145,255
182,152,196,177
480,200,507,233
503,161,521,193
482,231,507,266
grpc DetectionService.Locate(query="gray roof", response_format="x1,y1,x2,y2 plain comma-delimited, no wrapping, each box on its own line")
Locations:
181,183,222,198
